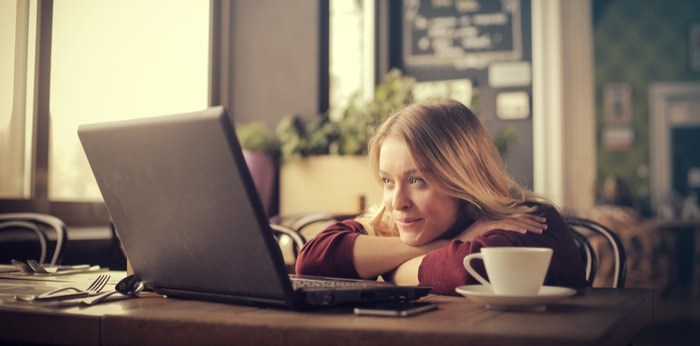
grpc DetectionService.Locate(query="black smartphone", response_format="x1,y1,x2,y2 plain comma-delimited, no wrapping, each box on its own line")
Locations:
353,301,438,317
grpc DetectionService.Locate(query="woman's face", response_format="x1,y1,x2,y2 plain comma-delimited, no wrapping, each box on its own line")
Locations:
379,137,461,246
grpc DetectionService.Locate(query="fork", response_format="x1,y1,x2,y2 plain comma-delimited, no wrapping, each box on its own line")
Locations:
15,274,111,302
80,275,146,306
26,259,54,274
26,259,91,274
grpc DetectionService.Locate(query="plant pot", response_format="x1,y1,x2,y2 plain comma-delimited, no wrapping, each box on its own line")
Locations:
280,155,382,215
243,150,276,216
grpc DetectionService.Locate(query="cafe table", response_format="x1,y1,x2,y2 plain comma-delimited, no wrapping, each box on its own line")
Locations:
0,271,654,345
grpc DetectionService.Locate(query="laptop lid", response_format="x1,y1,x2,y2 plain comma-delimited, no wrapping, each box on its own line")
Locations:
79,106,296,307
78,106,430,309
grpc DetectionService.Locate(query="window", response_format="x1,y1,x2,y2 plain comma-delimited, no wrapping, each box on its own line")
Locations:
0,0,210,224
329,0,375,120
2,1,358,225
0,0,35,199
49,0,209,201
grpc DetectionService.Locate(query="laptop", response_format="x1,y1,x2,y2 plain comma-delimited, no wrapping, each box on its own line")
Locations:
78,106,431,310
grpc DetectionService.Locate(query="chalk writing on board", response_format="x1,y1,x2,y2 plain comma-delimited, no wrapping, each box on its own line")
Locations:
403,0,522,69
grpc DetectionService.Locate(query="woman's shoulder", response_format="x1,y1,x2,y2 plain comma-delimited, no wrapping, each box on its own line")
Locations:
323,219,368,234
476,230,523,247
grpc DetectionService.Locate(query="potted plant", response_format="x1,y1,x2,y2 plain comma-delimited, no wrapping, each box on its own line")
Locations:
276,69,415,161
236,122,281,216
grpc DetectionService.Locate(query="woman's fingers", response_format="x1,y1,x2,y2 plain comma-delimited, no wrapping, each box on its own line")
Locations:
457,215,549,241
491,216,547,234
498,220,531,234
517,215,548,233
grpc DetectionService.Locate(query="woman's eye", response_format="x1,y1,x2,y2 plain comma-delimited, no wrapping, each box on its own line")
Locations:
381,177,392,185
409,177,425,185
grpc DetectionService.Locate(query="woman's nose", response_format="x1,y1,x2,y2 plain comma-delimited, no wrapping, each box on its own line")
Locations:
392,187,412,210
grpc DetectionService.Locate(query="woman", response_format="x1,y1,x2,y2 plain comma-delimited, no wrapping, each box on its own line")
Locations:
295,99,586,295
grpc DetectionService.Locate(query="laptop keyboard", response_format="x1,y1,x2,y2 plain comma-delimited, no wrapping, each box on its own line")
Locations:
291,277,385,289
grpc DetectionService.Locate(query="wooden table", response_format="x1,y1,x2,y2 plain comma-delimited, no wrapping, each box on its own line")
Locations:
0,271,654,345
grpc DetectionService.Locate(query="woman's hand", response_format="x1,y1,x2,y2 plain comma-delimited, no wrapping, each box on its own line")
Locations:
455,214,547,242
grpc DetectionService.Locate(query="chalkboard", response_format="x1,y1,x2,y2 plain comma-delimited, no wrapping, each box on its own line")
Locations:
403,0,523,70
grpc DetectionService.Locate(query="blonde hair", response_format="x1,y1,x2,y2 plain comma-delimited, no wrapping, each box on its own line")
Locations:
360,99,543,236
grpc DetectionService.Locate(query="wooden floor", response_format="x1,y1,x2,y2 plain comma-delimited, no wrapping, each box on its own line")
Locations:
632,295,700,345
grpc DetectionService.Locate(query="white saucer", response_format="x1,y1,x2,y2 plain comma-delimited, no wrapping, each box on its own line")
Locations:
455,285,577,310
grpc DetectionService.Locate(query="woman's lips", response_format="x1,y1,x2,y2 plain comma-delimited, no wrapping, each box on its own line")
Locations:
396,218,423,227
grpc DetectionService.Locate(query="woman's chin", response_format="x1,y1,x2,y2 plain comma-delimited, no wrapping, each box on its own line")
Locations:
399,233,426,246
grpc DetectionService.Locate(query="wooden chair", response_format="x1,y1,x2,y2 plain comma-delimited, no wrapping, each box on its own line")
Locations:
565,216,627,288
0,213,67,265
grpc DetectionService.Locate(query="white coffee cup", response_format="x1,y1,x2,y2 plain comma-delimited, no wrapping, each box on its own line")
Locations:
463,247,553,295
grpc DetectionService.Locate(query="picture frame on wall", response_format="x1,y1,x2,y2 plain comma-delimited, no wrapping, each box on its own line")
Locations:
690,22,700,72
603,83,632,124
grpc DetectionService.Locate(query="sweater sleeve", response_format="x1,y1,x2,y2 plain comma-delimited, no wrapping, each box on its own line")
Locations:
294,220,365,279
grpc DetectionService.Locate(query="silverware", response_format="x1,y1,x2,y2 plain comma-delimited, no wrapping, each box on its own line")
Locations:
26,259,50,273
15,274,111,302
80,290,122,306
80,274,145,306
26,259,91,274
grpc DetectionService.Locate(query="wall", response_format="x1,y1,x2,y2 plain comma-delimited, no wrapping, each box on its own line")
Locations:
594,0,700,214
391,0,535,188
230,0,328,127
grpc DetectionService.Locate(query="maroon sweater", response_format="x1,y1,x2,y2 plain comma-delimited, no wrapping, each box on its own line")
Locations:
295,205,587,296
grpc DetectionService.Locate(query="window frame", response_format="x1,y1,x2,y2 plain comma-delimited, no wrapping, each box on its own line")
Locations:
1,0,363,226
0,0,221,226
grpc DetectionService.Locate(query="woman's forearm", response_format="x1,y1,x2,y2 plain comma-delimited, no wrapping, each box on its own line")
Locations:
352,235,448,279
387,255,425,285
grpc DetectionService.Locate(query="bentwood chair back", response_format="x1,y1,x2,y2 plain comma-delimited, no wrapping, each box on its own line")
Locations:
0,213,67,265
269,223,306,273
565,216,627,288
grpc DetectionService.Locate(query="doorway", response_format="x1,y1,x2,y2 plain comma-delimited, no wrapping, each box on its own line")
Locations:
672,127,700,204
650,83,700,212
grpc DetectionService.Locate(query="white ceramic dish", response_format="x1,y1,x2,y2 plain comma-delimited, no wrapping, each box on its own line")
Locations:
455,285,577,310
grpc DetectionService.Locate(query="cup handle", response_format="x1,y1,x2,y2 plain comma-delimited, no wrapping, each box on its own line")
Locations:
463,253,492,289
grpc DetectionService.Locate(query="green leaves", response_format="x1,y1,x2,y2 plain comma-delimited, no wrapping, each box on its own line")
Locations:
275,69,415,162
236,122,281,159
